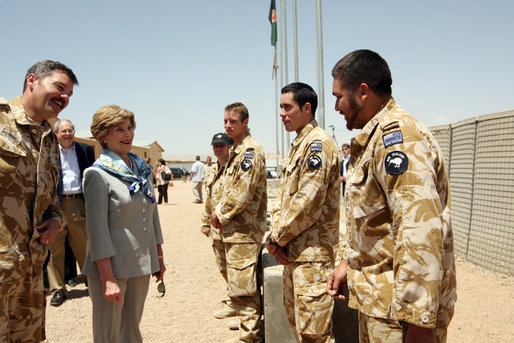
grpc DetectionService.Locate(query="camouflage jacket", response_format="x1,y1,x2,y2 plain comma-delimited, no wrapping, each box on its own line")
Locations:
201,161,225,240
340,97,457,328
0,97,64,291
215,132,267,243
271,120,340,262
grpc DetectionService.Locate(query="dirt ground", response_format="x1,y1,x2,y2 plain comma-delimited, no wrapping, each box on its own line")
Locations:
44,181,513,342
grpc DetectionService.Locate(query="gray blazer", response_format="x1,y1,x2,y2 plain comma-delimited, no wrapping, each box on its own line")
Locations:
81,163,164,279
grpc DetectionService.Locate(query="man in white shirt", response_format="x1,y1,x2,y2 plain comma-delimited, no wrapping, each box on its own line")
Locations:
47,119,95,306
340,143,351,197
190,155,204,203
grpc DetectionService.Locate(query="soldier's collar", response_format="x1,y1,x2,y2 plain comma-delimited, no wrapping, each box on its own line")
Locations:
353,97,396,149
291,120,317,148
233,131,251,154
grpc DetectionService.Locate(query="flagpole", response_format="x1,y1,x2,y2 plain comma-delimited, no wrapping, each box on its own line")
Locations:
273,49,279,170
279,0,285,158
292,0,299,82
269,0,280,168
281,0,290,147
315,0,325,129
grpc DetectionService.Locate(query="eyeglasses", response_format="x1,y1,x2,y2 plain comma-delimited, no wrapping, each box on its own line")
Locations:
157,281,165,297
59,129,75,134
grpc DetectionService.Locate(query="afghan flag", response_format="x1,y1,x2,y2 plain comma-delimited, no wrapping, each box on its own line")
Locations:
269,0,277,47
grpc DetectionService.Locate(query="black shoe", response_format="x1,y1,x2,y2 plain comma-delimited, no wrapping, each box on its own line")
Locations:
50,290,66,307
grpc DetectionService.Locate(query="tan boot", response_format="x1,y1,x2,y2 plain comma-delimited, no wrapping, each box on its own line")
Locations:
227,318,239,330
214,300,237,319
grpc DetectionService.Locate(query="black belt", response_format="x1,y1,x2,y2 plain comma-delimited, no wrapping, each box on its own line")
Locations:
63,193,83,199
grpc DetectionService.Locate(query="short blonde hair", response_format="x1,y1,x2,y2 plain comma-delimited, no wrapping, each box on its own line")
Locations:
90,105,136,148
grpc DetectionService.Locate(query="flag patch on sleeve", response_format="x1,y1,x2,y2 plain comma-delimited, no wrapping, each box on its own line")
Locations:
382,130,403,148
310,142,322,152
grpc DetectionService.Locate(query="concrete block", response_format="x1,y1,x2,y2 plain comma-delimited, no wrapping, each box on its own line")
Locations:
262,251,297,343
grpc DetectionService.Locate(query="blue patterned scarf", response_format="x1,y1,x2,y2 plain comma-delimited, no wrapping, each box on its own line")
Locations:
92,149,155,203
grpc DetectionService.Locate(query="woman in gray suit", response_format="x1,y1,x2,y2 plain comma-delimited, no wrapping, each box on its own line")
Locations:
82,105,165,343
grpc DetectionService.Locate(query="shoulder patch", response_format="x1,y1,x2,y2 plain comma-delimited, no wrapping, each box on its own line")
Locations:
381,120,400,131
307,154,322,170
382,130,403,148
384,151,408,175
0,98,10,112
310,142,322,152
241,159,253,171
244,151,255,159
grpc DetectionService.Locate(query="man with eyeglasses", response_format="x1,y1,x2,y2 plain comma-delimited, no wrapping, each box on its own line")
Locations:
46,119,95,307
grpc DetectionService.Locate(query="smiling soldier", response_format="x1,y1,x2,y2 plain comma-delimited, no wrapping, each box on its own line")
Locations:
0,60,78,342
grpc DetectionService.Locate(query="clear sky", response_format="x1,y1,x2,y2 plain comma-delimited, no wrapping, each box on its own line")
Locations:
2,0,513,160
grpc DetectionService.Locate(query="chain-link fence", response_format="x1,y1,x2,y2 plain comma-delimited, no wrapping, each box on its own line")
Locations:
430,110,514,275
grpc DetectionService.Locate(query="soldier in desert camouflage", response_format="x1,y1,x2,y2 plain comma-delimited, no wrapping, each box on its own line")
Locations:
327,49,457,343
0,60,78,342
266,82,340,343
211,103,267,343
201,132,239,329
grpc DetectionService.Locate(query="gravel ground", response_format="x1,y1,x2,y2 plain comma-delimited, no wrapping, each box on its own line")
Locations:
44,181,514,342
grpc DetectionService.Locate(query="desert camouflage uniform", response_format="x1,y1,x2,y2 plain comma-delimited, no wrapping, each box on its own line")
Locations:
339,97,457,343
270,120,340,343
201,162,228,283
214,132,267,342
0,97,65,342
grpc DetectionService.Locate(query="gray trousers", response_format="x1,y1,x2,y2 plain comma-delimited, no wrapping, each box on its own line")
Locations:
88,274,150,343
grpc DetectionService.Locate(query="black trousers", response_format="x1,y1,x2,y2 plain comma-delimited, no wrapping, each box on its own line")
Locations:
158,184,168,203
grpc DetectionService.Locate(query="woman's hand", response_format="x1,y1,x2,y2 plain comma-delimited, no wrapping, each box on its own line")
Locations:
103,278,122,303
96,258,122,303
153,244,166,281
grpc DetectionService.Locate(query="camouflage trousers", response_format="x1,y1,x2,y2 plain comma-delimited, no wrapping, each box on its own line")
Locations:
212,239,228,285
225,242,262,343
358,312,449,343
283,261,335,343
0,271,46,342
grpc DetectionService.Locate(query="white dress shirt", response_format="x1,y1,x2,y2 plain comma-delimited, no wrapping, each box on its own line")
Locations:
59,144,82,194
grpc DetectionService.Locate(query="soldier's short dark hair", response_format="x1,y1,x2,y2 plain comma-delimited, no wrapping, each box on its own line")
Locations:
281,82,318,116
23,60,78,92
332,49,392,97
225,102,249,122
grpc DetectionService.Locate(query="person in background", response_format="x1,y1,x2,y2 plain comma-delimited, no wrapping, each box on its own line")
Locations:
155,158,172,205
267,82,340,342
327,49,456,343
211,102,267,343
201,133,238,330
190,155,204,203
83,105,165,342
202,156,214,183
47,119,95,307
340,143,350,197
0,60,78,342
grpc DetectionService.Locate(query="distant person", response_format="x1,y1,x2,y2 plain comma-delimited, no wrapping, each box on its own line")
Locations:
266,82,340,342
83,105,165,342
46,119,95,307
156,158,172,204
181,167,187,182
211,102,267,343
190,155,204,203
202,156,214,182
0,60,78,342
270,167,278,179
340,143,350,197
327,49,456,343
201,133,238,330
